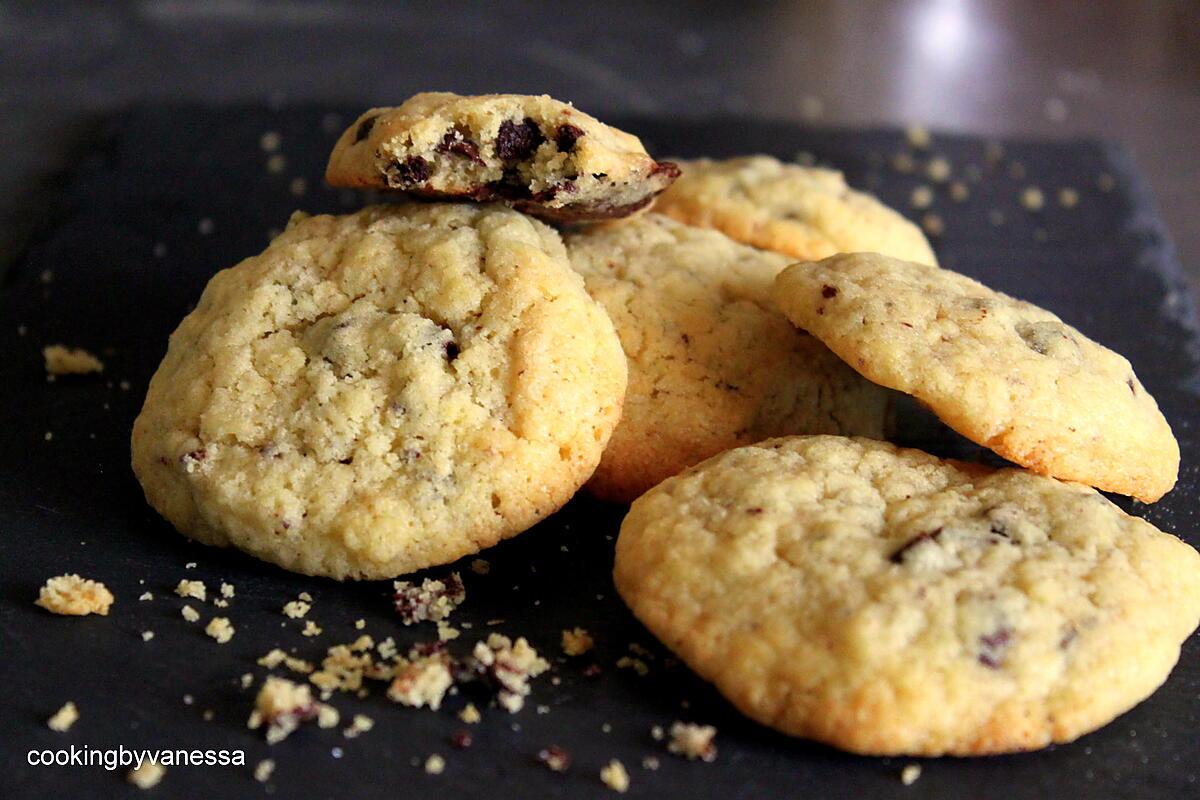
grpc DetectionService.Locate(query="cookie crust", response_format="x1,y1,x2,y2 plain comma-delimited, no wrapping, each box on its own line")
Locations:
132,204,626,579
614,435,1200,755
774,253,1179,501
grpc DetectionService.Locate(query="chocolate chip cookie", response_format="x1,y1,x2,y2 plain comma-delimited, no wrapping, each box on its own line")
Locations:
614,435,1200,755
132,204,627,579
774,253,1179,501
565,215,891,503
654,156,937,264
326,93,679,223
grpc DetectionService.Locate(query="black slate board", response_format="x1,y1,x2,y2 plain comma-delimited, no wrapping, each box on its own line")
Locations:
2,107,1198,799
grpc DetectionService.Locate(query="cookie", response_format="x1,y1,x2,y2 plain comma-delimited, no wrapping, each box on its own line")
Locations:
132,204,627,579
653,156,936,264
325,93,679,223
565,215,891,503
614,435,1200,756
774,253,1178,501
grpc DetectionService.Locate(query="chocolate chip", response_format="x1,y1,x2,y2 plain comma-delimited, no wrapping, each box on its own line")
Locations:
444,340,460,362
495,118,544,162
338,457,353,465
822,285,839,298
450,730,473,749
680,333,691,345
1127,377,1138,395
1059,626,1078,649
978,627,1013,668
436,131,485,165
555,124,585,153
389,156,430,186
181,448,207,464
652,161,682,180
745,507,764,515
354,115,378,143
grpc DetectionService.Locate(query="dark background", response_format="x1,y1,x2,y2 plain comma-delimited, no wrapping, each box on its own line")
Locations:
3,2,1200,799
2,1,1198,297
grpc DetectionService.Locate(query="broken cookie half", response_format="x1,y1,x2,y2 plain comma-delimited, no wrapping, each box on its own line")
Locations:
326,92,680,223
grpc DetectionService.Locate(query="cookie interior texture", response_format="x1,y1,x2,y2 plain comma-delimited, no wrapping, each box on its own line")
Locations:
774,253,1179,501
614,435,1200,756
131,204,627,579
325,93,679,223
566,214,893,503
653,155,938,264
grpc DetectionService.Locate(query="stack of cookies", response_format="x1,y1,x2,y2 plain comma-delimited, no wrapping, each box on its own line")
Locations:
131,92,1200,758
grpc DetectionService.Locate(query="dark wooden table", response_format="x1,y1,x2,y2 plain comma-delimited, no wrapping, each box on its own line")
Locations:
2,1,1198,297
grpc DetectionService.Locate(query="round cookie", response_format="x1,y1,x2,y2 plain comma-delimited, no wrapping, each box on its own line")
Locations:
326,93,679,223
614,435,1200,756
774,253,1179,501
653,155,937,264
132,204,627,579
565,214,891,503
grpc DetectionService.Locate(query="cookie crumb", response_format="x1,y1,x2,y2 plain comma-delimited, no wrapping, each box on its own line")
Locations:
354,618,366,629
436,621,460,641
909,185,934,210
317,704,340,729
47,702,79,732
600,759,630,793
667,721,718,762
1058,187,1080,208
266,154,288,174
450,730,473,749
393,573,464,624
905,125,931,149
921,212,945,237
925,156,951,183
470,634,549,713
127,761,165,789
248,676,322,744
458,703,482,724
388,654,453,710
901,763,922,785
43,345,104,376
948,181,969,202
198,218,214,236
616,656,649,676
650,725,664,741
343,714,374,738
537,745,570,772
302,620,322,637
205,616,235,643
142,630,155,642
36,574,113,616
139,591,154,601
289,177,308,197
181,605,200,623
1020,186,1045,211
253,759,275,783
561,627,594,656
220,582,236,599
260,131,282,152
470,558,490,575
282,599,311,619
890,152,916,174
175,579,206,601
641,755,660,771
424,754,446,775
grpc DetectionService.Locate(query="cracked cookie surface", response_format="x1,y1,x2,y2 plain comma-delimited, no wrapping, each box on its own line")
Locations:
775,253,1178,501
326,93,679,223
653,156,937,264
131,204,626,579
565,215,890,503
614,435,1200,755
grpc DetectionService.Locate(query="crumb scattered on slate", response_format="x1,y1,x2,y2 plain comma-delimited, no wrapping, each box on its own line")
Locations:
600,759,630,793
127,761,166,789
43,345,104,376
47,702,79,732
36,574,113,616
